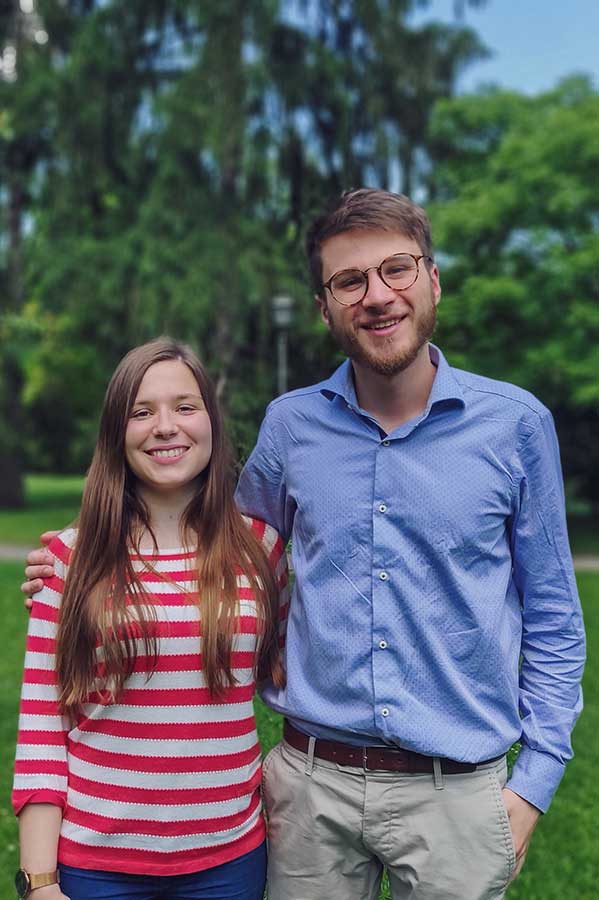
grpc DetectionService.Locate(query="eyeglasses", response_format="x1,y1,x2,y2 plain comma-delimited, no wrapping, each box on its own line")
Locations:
322,253,433,306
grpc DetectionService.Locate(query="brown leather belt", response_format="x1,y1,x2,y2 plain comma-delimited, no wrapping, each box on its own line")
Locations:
284,720,499,774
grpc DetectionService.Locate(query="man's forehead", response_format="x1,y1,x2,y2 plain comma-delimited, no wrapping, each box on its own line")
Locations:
320,228,420,274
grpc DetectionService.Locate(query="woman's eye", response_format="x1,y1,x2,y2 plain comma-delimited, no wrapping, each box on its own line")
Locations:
132,409,150,419
177,405,196,413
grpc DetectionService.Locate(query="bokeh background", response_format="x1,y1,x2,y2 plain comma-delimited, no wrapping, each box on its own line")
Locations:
0,2,597,898
1,0,597,504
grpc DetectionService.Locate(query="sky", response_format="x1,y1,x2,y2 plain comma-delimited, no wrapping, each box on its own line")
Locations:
411,0,599,95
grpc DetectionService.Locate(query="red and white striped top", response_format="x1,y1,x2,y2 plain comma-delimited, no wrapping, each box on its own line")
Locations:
13,518,289,876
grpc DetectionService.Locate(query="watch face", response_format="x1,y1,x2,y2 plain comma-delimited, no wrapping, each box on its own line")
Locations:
15,869,30,896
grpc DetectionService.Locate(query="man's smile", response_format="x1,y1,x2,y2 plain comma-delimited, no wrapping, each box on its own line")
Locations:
361,315,408,333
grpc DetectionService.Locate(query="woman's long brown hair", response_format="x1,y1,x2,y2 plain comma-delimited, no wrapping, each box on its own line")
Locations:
56,338,284,711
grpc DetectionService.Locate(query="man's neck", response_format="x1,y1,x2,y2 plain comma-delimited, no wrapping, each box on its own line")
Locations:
351,344,437,434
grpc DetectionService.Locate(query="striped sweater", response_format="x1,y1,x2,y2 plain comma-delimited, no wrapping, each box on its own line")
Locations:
13,518,289,876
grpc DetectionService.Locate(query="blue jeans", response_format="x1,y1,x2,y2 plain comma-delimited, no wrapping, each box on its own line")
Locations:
58,842,266,900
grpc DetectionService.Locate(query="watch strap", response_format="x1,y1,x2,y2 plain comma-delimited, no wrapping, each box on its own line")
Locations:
28,870,59,891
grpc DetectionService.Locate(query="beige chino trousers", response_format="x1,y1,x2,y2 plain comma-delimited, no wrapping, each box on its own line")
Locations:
262,740,516,900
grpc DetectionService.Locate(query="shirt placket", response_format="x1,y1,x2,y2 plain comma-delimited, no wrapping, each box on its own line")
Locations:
371,435,397,733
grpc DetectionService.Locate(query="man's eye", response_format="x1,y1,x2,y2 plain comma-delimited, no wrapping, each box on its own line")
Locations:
383,256,416,279
334,272,364,291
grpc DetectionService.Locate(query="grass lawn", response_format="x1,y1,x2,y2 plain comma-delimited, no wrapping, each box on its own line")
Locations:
1,568,596,899
0,475,84,546
0,562,26,898
567,515,598,556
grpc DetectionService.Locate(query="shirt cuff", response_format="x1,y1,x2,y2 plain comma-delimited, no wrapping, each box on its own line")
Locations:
506,744,566,813
12,789,67,817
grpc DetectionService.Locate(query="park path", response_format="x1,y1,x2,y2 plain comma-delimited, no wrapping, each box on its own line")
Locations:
0,542,597,571
0,544,33,561
574,556,599,571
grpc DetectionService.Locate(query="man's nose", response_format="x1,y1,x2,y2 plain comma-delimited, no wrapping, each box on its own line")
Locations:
361,268,396,309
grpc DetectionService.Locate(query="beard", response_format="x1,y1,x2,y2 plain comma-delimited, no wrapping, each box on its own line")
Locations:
327,290,438,377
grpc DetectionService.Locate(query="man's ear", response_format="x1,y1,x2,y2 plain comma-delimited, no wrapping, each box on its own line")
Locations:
315,293,331,326
430,264,442,307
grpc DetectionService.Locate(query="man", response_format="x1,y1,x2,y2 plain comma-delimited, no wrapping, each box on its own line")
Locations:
23,189,585,900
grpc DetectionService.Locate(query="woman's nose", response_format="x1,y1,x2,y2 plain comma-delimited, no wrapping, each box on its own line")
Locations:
153,410,177,435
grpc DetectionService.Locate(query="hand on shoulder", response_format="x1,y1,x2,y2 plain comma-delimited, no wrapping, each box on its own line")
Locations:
21,530,61,608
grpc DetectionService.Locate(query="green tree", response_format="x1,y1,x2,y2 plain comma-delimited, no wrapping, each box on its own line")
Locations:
0,0,55,505
9,0,491,477
429,76,599,506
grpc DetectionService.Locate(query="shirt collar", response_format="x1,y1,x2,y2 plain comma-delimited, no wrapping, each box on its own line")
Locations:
320,344,465,413
426,344,465,411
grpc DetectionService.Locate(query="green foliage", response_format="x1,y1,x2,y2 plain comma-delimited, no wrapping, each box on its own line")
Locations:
0,0,495,485
430,77,599,504
0,3,595,507
0,474,84,546
0,561,27,897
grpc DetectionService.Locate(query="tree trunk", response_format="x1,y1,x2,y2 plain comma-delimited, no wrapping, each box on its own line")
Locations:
0,7,26,507
0,352,25,508
1,166,26,507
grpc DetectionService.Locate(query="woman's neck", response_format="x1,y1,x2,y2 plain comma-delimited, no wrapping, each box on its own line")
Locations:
135,483,197,549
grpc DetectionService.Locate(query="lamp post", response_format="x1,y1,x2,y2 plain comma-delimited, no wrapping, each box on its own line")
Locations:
271,294,295,396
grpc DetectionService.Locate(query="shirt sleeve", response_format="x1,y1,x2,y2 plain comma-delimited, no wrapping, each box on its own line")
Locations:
235,408,295,543
250,518,291,651
507,409,586,812
12,535,73,816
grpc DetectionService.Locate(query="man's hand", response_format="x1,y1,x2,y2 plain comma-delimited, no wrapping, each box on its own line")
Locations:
502,787,541,882
21,532,59,609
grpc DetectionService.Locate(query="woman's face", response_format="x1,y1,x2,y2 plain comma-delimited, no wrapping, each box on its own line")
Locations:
125,360,213,498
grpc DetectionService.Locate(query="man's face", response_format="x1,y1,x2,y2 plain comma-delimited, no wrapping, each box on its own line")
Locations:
317,229,441,377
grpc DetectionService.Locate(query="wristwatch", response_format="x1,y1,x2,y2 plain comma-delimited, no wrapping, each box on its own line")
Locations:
15,868,58,898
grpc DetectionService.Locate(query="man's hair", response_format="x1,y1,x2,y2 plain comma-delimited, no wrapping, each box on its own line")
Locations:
305,188,434,296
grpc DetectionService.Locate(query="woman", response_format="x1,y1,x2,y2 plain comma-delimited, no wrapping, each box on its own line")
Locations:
13,338,288,900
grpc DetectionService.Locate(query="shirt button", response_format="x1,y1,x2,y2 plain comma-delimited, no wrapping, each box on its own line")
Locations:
381,707,390,717
382,440,390,446
378,503,387,513
379,571,389,581
379,639,387,649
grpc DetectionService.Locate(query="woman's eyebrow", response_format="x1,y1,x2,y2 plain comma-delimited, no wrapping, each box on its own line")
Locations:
132,393,203,405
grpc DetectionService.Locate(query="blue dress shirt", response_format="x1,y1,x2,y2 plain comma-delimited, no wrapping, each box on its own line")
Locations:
235,345,585,812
